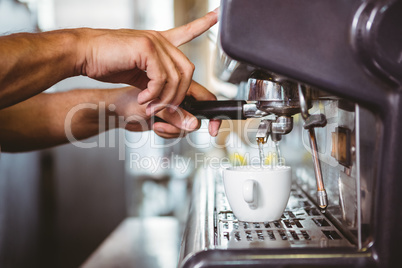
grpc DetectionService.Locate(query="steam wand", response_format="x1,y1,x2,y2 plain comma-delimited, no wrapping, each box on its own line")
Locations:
298,85,328,211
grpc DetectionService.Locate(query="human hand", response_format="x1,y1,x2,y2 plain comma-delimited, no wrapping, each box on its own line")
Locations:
79,8,219,116
109,81,221,138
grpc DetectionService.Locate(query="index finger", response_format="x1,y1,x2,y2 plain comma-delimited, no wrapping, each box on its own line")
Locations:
187,80,217,101
160,8,219,47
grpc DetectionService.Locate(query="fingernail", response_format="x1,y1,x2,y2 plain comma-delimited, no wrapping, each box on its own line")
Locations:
209,123,218,137
184,117,198,130
213,7,219,13
137,94,145,104
189,117,199,130
156,128,165,133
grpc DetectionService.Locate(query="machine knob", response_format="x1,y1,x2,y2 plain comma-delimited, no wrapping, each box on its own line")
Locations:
303,114,327,129
353,0,402,83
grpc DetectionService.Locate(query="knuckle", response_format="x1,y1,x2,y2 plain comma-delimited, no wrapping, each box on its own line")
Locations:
146,90,158,99
162,94,174,104
170,72,181,85
184,62,195,77
144,31,161,44
156,72,168,84
139,35,154,49
161,72,168,82
146,30,158,37
189,62,195,72
183,23,195,38
149,30,162,39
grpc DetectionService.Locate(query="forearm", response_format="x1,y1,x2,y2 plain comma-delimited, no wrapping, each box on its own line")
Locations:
0,29,85,109
0,89,113,152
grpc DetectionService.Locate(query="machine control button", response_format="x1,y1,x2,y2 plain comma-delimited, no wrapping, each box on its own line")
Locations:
331,126,352,167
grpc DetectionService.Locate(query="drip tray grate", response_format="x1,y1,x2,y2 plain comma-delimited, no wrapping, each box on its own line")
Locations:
215,183,353,249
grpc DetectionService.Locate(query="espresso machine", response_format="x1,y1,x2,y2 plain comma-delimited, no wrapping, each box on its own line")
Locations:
178,0,402,267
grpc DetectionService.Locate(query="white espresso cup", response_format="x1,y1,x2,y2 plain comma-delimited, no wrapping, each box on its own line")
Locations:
223,165,292,222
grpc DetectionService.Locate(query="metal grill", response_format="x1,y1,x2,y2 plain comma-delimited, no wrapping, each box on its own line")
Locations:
215,178,353,249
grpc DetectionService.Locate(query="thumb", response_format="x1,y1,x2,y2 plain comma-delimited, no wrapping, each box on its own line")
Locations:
160,7,219,47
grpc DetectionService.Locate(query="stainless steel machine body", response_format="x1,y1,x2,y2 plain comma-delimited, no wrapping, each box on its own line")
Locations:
178,0,402,267
179,101,379,267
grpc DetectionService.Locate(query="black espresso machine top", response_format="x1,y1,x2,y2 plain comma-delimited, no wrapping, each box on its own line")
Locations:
178,1,402,267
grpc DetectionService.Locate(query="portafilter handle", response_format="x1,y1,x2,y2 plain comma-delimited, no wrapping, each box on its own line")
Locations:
180,97,247,120
152,96,253,123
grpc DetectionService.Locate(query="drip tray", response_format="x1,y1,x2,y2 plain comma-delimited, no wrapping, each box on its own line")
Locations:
215,181,353,249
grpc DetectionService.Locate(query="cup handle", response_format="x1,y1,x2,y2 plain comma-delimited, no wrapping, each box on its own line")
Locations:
243,180,257,209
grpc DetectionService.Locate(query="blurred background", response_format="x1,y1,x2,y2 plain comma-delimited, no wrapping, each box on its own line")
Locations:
0,0,236,267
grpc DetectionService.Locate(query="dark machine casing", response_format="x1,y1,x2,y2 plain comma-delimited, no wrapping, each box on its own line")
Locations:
218,0,402,267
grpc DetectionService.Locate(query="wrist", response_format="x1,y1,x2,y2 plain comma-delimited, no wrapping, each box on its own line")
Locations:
70,28,93,77
92,89,121,131
41,29,90,78
103,89,120,130
66,89,118,135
